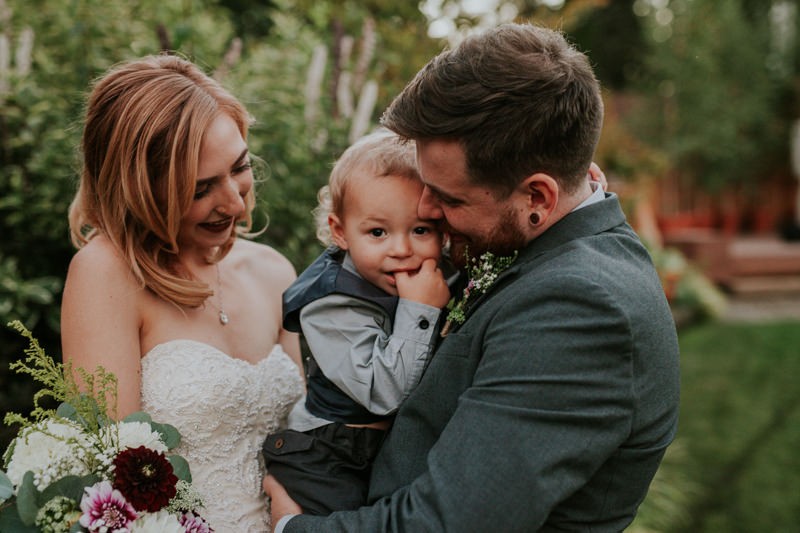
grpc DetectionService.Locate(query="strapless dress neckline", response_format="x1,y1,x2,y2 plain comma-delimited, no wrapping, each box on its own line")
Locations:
141,338,304,531
144,338,276,366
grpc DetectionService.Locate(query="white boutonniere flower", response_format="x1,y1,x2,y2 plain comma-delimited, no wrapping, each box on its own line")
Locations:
441,249,518,337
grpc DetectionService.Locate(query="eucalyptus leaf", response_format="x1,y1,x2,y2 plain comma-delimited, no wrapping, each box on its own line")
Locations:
168,455,192,483
15,471,40,526
151,422,181,449
0,502,39,533
123,411,153,424
56,402,80,422
40,474,98,502
0,470,13,500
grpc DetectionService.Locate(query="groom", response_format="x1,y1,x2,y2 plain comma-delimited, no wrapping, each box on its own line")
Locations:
266,22,680,531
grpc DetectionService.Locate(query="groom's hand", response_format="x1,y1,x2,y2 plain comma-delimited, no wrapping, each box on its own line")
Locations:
263,474,303,524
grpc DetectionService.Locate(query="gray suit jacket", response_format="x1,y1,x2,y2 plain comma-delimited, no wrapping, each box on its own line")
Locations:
286,193,680,532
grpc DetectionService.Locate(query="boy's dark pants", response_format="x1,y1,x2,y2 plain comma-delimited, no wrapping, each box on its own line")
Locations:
263,422,386,516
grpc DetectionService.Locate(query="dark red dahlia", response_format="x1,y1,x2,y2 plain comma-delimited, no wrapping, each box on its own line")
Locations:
112,445,178,512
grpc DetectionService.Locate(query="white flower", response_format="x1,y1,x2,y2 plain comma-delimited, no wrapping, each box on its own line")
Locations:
132,509,185,532
6,419,91,490
442,249,518,336
100,421,168,453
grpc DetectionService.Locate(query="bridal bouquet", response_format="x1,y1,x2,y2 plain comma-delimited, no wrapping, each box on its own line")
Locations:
0,321,213,532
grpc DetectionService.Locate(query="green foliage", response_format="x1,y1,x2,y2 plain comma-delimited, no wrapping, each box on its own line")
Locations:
222,0,439,269
4,321,72,428
221,7,338,268
630,319,800,531
123,412,181,450
167,455,192,483
663,320,800,532
3,321,118,435
0,470,11,500
0,0,241,452
216,0,278,41
569,0,646,89
0,256,61,333
633,0,787,192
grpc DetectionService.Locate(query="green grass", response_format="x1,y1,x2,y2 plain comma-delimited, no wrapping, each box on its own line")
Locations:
630,320,800,532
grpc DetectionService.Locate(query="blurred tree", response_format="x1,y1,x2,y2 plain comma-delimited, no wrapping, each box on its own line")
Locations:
0,0,237,334
216,0,278,41
222,0,439,270
569,0,647,90
0,0,237,451
631,0,788,193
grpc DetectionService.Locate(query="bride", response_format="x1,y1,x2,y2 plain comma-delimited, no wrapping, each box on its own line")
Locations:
61,54,304,531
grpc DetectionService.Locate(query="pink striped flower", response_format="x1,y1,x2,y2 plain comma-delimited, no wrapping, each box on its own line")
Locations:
79,480,138,532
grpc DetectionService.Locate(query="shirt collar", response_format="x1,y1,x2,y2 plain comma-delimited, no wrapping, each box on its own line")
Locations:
572,181,605,212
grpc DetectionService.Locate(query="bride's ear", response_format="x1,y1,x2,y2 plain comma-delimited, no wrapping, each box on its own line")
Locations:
329,214,349,250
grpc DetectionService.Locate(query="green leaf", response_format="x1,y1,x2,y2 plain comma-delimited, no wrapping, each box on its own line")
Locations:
56,402,80,422
168,455,192,483
15,471,39,526
0,502,39,533
150,422,181,449
122,411,153,424
40,474,98,502
0,470,13,500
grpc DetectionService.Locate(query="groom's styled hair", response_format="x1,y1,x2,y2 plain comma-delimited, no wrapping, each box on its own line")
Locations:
70,54,254,308
381,23,604,197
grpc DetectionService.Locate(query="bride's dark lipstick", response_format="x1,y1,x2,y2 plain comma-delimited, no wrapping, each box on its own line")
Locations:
200,217,234,233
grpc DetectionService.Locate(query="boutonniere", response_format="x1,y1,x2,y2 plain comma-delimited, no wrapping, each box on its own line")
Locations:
440,249,518,337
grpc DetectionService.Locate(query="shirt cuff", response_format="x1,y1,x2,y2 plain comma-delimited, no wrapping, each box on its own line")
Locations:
273,514,296,533
395,299,442,342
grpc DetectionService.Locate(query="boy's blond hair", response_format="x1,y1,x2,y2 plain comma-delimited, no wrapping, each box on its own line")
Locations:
314,129,420,246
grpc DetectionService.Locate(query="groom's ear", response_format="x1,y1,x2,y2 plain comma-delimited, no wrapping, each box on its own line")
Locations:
329,214,349,250
523,173,558,213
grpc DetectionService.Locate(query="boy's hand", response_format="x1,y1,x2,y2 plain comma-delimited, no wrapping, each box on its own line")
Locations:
395,258,450,308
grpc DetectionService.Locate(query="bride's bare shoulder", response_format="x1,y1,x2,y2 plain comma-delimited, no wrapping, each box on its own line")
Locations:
230,238,297,287
67,235,138,287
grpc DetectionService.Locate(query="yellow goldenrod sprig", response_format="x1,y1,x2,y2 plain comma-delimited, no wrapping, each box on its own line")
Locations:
4,320,118,433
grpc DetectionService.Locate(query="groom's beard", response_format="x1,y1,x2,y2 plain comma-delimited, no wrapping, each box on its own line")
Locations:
447,206,527,269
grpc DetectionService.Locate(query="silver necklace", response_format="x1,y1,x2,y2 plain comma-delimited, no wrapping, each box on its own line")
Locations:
216,263,229,325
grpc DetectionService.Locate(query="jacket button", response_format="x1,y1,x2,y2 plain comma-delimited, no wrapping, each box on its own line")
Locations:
275,438,284,449
419,319,430,330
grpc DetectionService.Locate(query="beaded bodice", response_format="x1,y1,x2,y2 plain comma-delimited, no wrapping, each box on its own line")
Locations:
141,340,303,532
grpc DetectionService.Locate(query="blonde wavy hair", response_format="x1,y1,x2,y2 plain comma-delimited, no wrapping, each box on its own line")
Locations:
69,54,254,308
314,129,420,246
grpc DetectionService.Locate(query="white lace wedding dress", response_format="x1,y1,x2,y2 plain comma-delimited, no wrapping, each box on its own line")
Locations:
141,339,304,532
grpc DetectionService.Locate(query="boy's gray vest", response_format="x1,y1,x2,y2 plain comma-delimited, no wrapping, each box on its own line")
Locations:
283,247,398,424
